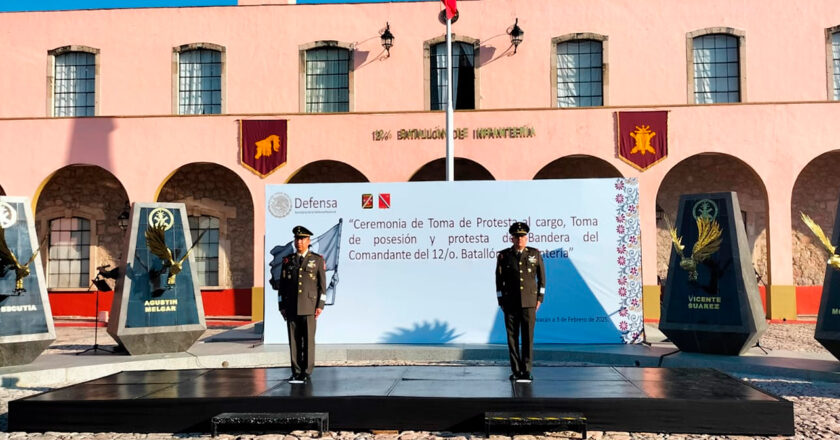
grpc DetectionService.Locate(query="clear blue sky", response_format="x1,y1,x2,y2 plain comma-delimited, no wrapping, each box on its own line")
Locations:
0,0,433,12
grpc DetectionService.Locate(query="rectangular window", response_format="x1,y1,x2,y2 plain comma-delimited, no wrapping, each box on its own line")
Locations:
430,42,475,110
54,52,95,117
557,40,603,108
48,217,90,288
693,34,740,104
189,215,219,286
305,47,350,113
179,49,222,115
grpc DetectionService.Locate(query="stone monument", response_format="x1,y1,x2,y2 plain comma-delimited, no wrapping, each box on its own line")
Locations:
107,202,206,354
0,197,55,366
659,192,767,355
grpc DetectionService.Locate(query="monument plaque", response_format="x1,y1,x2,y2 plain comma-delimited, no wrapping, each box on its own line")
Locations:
107,203,206,355
659,192,767,355
0,197,55,366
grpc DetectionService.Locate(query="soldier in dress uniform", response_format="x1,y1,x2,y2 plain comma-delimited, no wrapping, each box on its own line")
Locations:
277,225,327,383
495,222,546,382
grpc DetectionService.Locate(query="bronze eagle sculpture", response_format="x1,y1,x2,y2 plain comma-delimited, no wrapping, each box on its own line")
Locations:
800,212,840,271
144,224,206,286
666,215,723,282
0,224,46,293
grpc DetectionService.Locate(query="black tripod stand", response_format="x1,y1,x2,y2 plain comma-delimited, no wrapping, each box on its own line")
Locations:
76,266,118,355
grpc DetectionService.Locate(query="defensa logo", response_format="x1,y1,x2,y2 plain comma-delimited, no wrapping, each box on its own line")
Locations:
295,197,338,209
269,192,292,218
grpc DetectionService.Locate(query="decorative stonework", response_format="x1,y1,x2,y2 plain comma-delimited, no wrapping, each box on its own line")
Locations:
34,166,128,288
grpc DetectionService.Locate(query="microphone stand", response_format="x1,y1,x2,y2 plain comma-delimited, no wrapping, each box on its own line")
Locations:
76,267,116,355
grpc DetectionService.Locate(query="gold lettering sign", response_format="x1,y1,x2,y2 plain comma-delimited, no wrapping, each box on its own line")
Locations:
372,126,536,142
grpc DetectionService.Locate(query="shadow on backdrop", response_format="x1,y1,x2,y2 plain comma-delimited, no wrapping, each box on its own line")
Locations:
489,247,623,344
380,319,463,344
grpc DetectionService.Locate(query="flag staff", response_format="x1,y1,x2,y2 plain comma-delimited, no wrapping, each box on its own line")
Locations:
442,1,457,182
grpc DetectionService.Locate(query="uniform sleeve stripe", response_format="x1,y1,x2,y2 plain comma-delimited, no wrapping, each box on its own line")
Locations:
320,294,327,300
539,287,546,294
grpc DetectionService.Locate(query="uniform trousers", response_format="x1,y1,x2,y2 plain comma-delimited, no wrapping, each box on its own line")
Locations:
286,314,316,376
503,306,536,376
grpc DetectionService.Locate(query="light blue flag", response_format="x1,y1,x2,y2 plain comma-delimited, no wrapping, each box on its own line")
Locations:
269,219,342,305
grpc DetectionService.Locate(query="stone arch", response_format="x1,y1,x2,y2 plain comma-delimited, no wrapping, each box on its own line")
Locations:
409,158,495,181
34,164,129,288
655,153,769,284
791,151,840,286
533,155,623,179
157,162,254,289
287,160,369,183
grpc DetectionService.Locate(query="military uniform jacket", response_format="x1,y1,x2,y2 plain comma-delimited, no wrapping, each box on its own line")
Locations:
496,246,546,309
277,251,327,316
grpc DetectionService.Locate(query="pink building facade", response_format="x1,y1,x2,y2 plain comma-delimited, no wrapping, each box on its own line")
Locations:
1,0,840,321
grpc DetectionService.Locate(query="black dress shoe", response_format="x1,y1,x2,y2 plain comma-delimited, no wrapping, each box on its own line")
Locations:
515,373,533,383
509,374,517,381
288,374,304,384
302,373,312,383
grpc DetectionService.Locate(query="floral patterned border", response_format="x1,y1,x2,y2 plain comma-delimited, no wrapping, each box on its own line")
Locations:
614,178,644,343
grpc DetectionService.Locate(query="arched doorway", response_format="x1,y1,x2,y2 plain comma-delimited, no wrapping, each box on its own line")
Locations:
157,163,254,317
409,158,494,181
288,160,369,183
791,151,840,315
34,164,129,317
656,154,769,289
533,155,622,179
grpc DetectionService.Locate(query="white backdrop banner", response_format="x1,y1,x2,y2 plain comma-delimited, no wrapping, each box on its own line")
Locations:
264,179,643,345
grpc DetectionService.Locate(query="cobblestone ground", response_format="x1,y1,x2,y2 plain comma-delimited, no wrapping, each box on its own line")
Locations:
1,324,838,440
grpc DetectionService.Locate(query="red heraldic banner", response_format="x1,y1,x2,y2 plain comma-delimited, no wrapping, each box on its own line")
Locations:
616,111,668,171
441,0,457,19
240,119,288,178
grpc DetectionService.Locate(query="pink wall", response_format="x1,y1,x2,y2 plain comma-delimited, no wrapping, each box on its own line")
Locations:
1,0,839,118
3,102,840,287
1,0,840,298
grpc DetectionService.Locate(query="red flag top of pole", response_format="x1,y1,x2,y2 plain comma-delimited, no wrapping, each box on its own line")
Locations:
441,0,457,19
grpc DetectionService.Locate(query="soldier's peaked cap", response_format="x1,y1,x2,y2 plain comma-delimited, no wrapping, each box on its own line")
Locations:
509,222,530,235
292,225,313,238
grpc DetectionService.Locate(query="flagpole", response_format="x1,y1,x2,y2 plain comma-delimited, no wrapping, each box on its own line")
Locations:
445,15,454,182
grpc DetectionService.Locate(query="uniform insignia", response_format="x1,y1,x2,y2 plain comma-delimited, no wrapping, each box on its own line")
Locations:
307,260,316,269
528,256,537,264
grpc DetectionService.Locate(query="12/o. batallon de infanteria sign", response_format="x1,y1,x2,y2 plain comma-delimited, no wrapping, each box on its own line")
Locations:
371,125,537,142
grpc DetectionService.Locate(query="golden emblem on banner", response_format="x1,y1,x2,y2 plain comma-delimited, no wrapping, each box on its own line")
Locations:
629,125,657,155
254,134,283,160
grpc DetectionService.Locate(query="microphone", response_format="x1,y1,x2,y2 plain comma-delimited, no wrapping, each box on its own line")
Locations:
96,264,111,271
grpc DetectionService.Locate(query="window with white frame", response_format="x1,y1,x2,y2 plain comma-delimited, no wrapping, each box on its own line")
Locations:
189,215,219,286
178,48,222,115
693,34,740,103
54,52,95,117
48,217,90,288
832,31,840,100
305,47,350,113
557,39,603,107
430,42,475,110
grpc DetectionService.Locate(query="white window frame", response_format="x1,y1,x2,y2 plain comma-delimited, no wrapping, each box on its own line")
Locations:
47,45,100,117
686,28,746,104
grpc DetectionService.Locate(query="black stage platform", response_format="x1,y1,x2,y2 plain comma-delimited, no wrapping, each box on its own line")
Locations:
9,366,793,435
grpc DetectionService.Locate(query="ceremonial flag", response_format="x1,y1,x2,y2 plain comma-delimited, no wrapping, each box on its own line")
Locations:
268,219,343,305
240,119,288,178
616,111,668,171
441,0,457,19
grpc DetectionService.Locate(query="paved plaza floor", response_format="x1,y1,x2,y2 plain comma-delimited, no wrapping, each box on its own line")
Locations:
0,322,838,439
